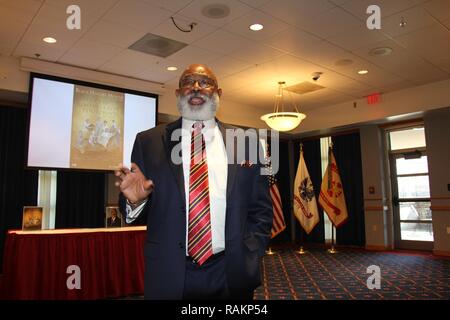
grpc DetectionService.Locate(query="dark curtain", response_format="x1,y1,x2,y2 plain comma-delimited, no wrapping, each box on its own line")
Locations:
0,106,38,270
293,139,325,244
269,139,291,244
332,132,365,247
55,171,106,228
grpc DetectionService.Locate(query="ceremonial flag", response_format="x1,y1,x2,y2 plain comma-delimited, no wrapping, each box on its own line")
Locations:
293,149,320,234
267,161,286,238
318,147,348,228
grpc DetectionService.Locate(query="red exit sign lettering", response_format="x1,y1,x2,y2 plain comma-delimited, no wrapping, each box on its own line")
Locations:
367,93,381,104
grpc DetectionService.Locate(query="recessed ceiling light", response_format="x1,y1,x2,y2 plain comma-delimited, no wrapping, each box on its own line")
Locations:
249,23,264,31
167,66,178,71
369,47,393,56
358,70,369,75
43,37,57,44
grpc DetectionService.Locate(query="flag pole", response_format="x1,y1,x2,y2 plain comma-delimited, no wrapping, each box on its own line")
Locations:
296,229,307,254
327,224,337,254
296,143,307,255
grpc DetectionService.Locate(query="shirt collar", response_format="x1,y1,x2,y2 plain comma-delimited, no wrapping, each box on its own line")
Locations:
182,118,217,142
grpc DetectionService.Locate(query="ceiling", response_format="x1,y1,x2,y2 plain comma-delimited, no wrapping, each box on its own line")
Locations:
1,0,450,113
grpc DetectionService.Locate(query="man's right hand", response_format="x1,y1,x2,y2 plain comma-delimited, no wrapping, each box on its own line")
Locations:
114,163,153,205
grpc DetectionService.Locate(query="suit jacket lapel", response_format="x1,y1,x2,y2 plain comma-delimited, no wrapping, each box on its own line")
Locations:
162,117,185,210
217,120,238,199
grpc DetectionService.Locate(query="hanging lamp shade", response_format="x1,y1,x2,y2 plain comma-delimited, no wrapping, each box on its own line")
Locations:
261,81,306,132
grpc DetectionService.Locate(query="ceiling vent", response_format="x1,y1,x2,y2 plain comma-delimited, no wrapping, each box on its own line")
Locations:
128,33,187,58
285,81,325,95
201,4,231,19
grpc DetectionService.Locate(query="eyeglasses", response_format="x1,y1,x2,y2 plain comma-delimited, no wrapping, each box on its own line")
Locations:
179,77,217,89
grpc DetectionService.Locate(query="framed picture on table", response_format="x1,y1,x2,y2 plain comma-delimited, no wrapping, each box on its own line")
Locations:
105,206,123,228
22,206,43,231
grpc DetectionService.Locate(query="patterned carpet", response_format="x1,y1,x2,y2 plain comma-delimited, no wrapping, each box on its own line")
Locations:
254,247,450,300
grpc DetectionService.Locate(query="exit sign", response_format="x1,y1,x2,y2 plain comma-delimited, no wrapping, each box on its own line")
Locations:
367,92,381,104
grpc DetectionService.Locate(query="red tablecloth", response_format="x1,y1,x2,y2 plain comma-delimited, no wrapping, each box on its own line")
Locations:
1,227,146,300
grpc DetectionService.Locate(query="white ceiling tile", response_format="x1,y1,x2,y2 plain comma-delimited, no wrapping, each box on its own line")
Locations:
192,29,252,55
98,49,162,77
223,10,290,42
83,20,146,48
260,0,335,28
381,6,437,37
178,0,253,27
137,68,180,83
0,13,29,55
103,0,173,32
265,27,323,56
352,39,413,68
422,0,450,22
207,56,253,78
268,55,324,81
339,0,424,20
328,0,352,5
376,80,416,94
4,0,447,112
142,0,194,12
44,0,118,20
392,60,449,85
295,7,362,39
444,19,450,29
327,25,387,50
0,0,43,24
16,3,98,52
428,55,450,73
166,45,222,66
151,14,218,44
394,24,450,60
58,39,123,69
237,0,272,8
228,41,284,65
14,41,66,61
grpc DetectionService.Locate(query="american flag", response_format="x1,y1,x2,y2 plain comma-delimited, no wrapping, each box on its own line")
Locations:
267,159,286,238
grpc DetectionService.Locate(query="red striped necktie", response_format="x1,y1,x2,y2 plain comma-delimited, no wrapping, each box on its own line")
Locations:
188,121,213,265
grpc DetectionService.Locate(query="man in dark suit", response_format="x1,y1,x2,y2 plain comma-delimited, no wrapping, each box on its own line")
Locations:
106,208,122,228
115,64,273,300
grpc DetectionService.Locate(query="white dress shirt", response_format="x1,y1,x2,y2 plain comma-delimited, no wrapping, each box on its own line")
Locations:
126,118,228,255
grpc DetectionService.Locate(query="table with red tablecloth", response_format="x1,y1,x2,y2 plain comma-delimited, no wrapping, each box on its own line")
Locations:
1,226,146,300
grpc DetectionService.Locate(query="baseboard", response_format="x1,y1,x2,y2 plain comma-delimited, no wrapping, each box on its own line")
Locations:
365,245,387,251
433,250,450,257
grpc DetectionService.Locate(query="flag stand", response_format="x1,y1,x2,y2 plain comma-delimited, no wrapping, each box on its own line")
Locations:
266,247,276,255
327,224,338,254
296,230,307,254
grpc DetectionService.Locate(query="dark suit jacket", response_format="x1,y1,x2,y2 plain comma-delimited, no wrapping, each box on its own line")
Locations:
107,217,122,228
126,118,273,299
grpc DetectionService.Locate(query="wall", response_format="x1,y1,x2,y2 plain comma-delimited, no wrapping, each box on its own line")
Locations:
292,78,450,135
424,107,450,255
360,125,392,250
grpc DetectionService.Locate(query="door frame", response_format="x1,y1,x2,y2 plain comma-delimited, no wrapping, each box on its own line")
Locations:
389,148,433,251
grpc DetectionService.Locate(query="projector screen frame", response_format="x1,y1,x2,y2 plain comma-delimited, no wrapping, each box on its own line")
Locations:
26,72,159,173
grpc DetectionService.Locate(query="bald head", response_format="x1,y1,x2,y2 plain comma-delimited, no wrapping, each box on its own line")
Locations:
175,64,222,121
178,64,218,88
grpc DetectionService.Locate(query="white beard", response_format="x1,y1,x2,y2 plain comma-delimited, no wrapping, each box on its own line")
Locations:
177,92,220,121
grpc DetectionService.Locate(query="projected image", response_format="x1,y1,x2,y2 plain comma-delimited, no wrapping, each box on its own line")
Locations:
70,85,124,170
27,75,157,171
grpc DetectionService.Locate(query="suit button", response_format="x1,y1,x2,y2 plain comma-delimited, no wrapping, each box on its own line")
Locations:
178,242,184,249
